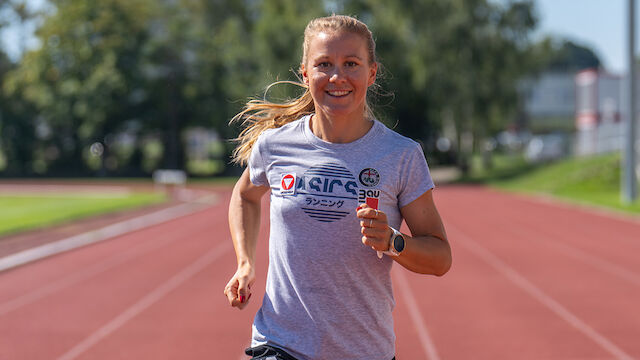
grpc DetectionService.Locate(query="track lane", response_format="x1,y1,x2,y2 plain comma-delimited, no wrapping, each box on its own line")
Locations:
66,193,273,360
0,223,200,316
58,243,233,360
1,185,639,359
444,186,640,270
0,190,240,360
0,217,198,304
392,267,441,360
3,220,222,359
432,186,640,358
394,228,613,359
450,224,633,359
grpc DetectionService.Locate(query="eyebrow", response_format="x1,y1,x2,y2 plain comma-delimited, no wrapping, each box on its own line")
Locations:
314,54,364,61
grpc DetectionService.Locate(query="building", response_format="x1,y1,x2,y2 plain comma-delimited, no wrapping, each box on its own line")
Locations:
574,69,624,155
520,72,576,133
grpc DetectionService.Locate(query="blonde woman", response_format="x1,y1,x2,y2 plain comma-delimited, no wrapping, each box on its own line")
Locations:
224,14,452,360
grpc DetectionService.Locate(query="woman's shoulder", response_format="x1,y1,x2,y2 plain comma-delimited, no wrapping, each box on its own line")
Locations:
256,117,306,146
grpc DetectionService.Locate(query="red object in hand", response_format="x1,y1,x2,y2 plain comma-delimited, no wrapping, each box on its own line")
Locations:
366,197,379,210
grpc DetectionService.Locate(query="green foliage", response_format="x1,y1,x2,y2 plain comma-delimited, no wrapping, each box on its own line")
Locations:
0,0,550,176
535,37,602,72
342,0,539,169
458,152,536,183
4,0,157,175
0,1,38,175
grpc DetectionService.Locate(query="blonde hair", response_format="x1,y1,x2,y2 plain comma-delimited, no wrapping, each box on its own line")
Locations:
230,14,378,165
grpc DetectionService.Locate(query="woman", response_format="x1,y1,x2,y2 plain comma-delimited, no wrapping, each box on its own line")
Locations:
224,14,452,360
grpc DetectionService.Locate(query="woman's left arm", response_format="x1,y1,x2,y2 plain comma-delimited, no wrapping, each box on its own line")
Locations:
395,189,451,275
358,189,451,276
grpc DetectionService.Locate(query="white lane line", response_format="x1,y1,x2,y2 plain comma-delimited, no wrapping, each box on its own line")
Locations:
448,223,634,360
511,191,640,228
56,241,232,360
503,223,640,288
551,242,640,287
0,227,185,316
392,268,441,360
0,195,215,273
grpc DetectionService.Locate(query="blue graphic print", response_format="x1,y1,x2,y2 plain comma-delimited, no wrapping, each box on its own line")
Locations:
297,163,359,223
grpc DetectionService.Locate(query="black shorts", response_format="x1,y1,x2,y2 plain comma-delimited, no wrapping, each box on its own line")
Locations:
245,345,396,360
245,345,298,360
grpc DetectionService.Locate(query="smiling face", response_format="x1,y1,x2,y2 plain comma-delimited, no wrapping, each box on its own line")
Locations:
301,31,377,122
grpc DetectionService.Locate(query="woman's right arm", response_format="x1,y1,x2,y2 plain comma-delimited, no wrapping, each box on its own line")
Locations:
224,168,269,310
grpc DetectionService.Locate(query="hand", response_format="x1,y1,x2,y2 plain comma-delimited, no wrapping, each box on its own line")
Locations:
224,263,255,310
356,204,392,253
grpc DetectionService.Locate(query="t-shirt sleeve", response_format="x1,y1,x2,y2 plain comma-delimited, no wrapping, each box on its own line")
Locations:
397,142,435,208
248,135,269,187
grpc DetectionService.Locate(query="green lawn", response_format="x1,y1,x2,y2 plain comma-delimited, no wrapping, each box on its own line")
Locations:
462,152,640,215
0,191,166,237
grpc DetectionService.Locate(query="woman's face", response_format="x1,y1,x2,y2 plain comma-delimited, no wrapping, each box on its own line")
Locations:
301,31,377,121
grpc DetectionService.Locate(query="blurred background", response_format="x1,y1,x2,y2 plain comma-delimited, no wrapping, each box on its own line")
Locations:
1,2,640,359
0,0,638,208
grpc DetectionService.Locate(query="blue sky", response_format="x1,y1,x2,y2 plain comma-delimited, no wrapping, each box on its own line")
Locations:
534,0,638,74
1,0,639,74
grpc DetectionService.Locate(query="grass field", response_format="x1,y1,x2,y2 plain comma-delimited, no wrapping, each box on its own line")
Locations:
460,152,640,215
0,191,166,237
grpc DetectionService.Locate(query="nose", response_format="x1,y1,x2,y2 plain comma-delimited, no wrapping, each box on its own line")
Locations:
329,66,346,83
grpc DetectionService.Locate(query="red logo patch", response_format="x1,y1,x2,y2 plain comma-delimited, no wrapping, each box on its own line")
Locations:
281,174,295,190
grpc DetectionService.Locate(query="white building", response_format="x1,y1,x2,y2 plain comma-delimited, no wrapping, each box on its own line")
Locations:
521,72,576,132
574,68,640,156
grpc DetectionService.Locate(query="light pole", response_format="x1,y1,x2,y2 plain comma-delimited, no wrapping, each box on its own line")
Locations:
623,0,638,203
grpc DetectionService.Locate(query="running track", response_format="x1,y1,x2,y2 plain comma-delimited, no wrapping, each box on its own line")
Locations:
1,185,639,359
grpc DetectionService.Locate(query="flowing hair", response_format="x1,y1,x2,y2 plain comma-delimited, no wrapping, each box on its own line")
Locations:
230,14,378,165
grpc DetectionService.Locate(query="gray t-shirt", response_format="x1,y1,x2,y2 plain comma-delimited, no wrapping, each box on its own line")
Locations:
248,115,434,360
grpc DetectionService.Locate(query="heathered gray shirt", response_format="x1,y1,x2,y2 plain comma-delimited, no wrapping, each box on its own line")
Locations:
248,115,434,360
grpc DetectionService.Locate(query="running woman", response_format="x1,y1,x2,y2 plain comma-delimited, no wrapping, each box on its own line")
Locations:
224,14,452,360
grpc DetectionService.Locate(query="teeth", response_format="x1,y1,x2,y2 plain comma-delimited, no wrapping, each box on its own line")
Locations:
328,90,350,96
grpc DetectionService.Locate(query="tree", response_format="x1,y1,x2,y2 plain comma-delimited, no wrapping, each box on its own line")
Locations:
0,0,40,176
535,37,602,72
1,0,541,176
342,0,539,170
2,0,326,175
4,0,159,175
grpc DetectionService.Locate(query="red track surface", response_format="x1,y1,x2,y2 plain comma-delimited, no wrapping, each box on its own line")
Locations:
1,185,639,359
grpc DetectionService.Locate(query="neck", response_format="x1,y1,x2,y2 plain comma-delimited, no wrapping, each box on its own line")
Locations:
310,111,373,144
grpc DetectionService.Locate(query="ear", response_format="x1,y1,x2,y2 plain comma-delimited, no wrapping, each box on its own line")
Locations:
300,64,309,85
367,62,378,87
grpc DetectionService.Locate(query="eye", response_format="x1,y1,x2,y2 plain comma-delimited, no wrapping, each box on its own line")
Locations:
317,61,331,68
345,61,358,67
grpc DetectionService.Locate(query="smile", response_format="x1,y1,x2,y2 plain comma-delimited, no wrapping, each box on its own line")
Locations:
326,90,352,97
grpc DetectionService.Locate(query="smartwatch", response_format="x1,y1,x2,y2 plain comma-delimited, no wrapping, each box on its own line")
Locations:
383,227,405,257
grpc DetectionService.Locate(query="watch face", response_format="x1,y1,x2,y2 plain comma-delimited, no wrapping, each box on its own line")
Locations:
393,235,405,253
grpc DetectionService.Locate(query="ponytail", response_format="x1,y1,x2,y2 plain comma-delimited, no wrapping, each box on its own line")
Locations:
229,81,314,165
